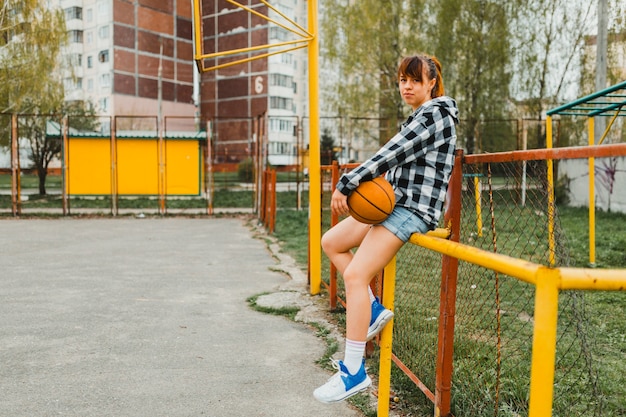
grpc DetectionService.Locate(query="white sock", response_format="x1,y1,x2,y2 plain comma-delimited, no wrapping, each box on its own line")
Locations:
343,339,366,375
368,286,376,303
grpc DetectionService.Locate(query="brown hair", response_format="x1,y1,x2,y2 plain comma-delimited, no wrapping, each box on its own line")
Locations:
397,54,445,98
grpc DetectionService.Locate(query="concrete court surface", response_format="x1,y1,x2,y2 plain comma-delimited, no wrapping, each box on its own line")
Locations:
0,217,363,417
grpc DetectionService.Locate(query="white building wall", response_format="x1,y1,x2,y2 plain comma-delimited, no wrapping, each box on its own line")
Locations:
559,156,626,213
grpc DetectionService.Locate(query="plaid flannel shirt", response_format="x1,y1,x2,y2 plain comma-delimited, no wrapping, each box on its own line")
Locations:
337,96,459,229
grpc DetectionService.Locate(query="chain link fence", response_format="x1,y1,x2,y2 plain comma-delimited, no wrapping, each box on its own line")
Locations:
389,155,612,417
319,116,624,416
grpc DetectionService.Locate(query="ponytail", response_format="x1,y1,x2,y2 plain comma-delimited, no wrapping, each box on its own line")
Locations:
426,55,445,98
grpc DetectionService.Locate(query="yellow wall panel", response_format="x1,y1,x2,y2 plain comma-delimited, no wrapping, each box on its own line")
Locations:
117,139,159,194
66,137,202,195
67,138,111,195
166,140,201,195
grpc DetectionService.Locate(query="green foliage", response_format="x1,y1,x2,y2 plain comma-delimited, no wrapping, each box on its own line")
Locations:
321,1,626,155
321,0,424,143
0,0,68,115
237,158,255,182
320,127,337,165
1,0,97,195
429,0,512,154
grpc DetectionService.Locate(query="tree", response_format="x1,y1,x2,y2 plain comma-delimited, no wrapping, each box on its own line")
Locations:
0,0,67,116
427,0,512,155
20,101,97,195
321,127,337,166
509,0,595,149
321,0,426,146
1,0,96,194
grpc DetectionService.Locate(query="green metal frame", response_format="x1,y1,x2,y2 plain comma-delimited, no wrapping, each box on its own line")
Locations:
547,80,626,117
546,80,626,267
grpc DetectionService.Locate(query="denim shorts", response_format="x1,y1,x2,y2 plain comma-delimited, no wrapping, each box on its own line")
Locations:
377,206,430,243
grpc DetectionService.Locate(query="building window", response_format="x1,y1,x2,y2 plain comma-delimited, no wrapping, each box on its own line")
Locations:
270,96,293,110
100,73,111,88
269,141,292,156
63,77,82,91
98,25,109,39
70,53,82,66
97,2,110,18
87,56,93,68
269,27,289,42
269,118,295,134
87,79,93,92
64,6,82,21
99,97,109,113
281,53,293,65
69,30,83,43
86,8,93,22
269,74,293,88
98,50,109,63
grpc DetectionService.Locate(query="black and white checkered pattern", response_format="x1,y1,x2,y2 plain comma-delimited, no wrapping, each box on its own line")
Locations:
337,96,459,230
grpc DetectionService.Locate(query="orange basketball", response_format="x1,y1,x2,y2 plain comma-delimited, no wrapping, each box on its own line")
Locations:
347,177,395,224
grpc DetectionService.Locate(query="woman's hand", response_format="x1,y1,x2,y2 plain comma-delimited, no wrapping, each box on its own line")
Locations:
330,188,350,217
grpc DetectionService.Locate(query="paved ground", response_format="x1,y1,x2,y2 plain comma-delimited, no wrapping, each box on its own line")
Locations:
0,217,364,417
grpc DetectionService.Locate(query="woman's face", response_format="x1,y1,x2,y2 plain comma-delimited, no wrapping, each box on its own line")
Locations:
398,70,436,111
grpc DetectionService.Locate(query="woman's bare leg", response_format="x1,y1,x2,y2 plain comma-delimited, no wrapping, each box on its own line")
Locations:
343,225,404,341
321,216,370,275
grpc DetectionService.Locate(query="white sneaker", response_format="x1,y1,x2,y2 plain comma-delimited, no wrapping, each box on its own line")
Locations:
313,359,372,404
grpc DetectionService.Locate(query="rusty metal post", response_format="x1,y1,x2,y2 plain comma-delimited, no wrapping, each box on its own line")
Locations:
61,116,69,215
270,169,276,234
111,117,118,216
205,120,213,215
328,161,340,310
434,149,463,417
10,114,21,216
261,169,267,224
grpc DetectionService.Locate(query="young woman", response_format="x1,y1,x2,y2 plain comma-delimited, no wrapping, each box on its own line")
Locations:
313,54,459,403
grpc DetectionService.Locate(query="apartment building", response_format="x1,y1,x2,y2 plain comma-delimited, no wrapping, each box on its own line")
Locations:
53,0,311,167
198,0,308,167
54,0,197,133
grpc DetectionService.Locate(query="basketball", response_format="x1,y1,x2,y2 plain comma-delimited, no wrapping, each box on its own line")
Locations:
347,177,396,224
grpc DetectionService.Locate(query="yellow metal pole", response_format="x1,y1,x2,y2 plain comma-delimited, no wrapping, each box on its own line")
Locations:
559,267,626,291
377,257,397,417
597,105,622,145
528,268,560,417
308,0,322,295
474,176,482,237
588,118,596,266
192,0,204,72
546,116,556,267
409,234,540,286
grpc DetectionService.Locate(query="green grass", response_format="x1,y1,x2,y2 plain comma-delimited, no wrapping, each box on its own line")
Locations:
557,206,626,268
271,205,626,417
0,173,62,189
0,172,303,190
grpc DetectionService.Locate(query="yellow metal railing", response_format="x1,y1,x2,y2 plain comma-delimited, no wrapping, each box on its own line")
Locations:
376,234,625,417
